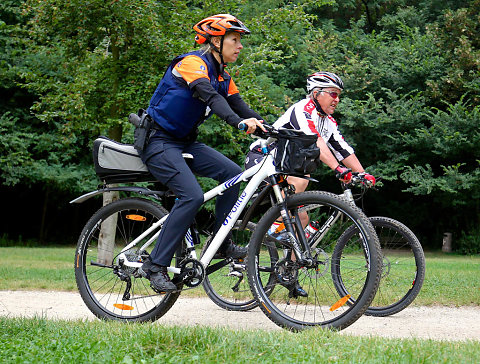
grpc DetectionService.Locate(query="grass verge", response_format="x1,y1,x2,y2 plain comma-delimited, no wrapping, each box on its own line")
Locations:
1,247,479,305
1,317,479,363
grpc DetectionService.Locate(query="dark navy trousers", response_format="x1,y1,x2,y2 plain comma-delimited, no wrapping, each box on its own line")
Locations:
142,132,242,266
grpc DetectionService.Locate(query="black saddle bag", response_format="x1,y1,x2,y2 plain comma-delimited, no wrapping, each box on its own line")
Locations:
92,136,154,183
274,129,320,175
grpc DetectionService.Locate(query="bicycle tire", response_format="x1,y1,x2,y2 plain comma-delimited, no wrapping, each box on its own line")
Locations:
75,197,183,322
247,191,382,331
333,216,425,317
201,221,258,311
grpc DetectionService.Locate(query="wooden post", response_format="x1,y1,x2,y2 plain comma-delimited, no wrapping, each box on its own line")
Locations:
98,190,119,265
442,232,452,253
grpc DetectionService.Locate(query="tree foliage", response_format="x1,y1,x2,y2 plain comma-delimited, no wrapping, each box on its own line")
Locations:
1,0,479,251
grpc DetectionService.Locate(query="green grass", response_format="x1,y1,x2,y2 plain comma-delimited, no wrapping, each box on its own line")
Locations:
1,247,479,362
1,247,479,306
418,252,480,306
1,317,479,363
0,247,76,291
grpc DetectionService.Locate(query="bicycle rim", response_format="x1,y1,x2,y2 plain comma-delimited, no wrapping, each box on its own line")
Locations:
365,217,425,316
248,191,381,331
75,198,182,322
202,221,257,311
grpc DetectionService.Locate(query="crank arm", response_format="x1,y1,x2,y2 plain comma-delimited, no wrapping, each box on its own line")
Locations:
90,261,114,269
205,258,232,275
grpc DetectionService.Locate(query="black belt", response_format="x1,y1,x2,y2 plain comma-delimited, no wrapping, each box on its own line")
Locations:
153,124,199,143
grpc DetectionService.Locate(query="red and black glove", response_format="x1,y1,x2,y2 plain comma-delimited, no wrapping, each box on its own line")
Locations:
359,172,376,187
334,165,352,183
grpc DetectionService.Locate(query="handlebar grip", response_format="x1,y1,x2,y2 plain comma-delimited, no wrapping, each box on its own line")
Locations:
238,122,247,131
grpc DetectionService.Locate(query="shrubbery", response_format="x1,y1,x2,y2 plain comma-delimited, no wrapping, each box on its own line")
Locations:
1,0,479,252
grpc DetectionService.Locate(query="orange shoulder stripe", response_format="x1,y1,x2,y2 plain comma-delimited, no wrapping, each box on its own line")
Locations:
174,55,210,84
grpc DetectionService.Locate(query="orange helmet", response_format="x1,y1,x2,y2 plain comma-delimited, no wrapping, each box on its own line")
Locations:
193,14,250,44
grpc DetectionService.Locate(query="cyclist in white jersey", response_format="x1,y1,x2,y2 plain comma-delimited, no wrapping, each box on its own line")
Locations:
246,71,375,192
246,72,376,297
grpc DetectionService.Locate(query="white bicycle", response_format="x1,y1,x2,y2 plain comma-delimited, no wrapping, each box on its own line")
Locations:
72,125,382,331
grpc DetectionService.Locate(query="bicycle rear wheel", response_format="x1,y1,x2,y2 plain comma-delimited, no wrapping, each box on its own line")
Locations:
334,216,425,316
201,221,258,311
247,191,382,331
75,197,183,322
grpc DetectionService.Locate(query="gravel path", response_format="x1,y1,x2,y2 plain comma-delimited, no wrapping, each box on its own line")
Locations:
1,290,479,341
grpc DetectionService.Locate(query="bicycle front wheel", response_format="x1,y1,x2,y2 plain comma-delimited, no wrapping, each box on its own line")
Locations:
335,216,425,316
247,191,382,331
75,197,183,322
201,221,257,311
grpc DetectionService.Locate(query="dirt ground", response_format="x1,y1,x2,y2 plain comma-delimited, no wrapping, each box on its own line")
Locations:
1,290,479,341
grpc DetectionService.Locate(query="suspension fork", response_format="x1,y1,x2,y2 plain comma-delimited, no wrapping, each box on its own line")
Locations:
269,176,312,265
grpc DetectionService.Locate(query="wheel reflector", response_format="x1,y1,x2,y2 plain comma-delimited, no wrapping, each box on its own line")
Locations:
275,223,285,233
261,302,271,314
113,303,134,310
126,214,146,221
330,294,351,311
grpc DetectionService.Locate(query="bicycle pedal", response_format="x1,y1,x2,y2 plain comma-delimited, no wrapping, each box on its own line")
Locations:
228,271,243,278
150,282,177,294
150,284,166,294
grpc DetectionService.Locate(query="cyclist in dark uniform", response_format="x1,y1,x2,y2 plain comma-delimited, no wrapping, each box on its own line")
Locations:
141,14,265,292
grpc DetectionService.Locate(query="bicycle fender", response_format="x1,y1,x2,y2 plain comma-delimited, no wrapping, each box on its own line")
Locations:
70,186,166,204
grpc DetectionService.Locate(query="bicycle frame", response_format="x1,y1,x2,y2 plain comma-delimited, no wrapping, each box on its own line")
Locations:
116,142,283,274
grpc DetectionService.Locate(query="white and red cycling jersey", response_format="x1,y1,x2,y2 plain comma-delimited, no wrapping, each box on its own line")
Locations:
248,97,354,164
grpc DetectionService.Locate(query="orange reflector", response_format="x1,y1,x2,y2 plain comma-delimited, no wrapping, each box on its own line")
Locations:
330,295,351,311
126,214,146,222
275,223,285,233
261,302,272,314
113,303,134,310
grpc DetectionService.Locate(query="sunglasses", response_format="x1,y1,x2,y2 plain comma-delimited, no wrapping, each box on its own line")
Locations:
320,90,340,99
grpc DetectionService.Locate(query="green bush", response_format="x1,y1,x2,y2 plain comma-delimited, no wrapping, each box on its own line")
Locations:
456,227,480,255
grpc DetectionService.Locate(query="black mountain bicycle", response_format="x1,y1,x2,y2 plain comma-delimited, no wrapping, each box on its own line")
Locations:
333,176,426,316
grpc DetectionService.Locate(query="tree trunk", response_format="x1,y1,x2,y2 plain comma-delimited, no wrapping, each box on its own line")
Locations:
39,186,50,245
97,190,119,265
361,0,373,32
98,39,122,265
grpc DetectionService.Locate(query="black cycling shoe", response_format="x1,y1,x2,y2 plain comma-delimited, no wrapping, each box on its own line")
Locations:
213,241,247,260
138,256,153,279
289,281,308,298
140,261,177,293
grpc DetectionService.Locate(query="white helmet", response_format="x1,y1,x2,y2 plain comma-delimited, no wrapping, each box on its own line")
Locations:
306,72,344,93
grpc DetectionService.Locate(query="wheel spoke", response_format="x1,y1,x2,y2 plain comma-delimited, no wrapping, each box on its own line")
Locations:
75,198,182,321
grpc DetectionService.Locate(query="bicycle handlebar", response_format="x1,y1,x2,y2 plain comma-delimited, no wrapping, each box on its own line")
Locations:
237,122,247,131
343,173,381,190
239,122,379,190
238,122,279,138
